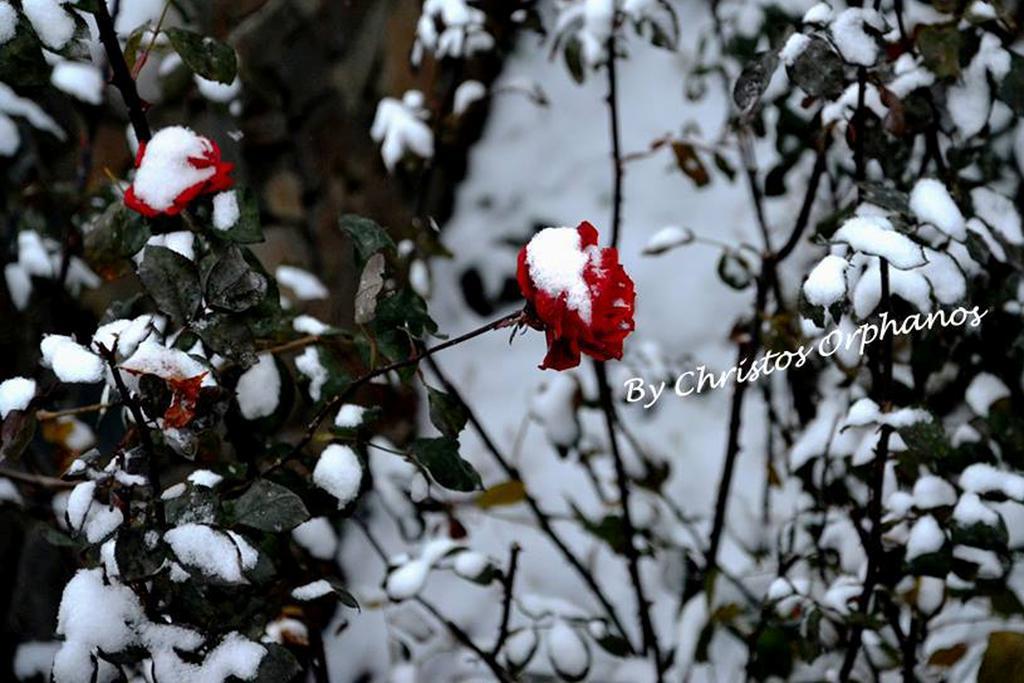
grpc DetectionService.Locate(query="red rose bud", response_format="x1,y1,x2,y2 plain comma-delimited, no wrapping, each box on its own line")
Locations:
124,126,234,218
517,221,636,370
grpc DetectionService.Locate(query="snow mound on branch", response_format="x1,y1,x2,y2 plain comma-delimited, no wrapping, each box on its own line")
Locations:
40,335,105,384
295,347,327,401
51,61,105,105
92,315,156,359
66,481,124,544
642,225,694,255
413,0,493,65
54,569,145,683
150,632,265,683
803,254,848,307
780,33,810,66
187,470,223,488
313,444,363,508
385,537,460,600
953,492,1000,527
235,353,280,420
546,620,591,680
291,516,338,560
912,475,956,509
23,0,75,50
291,579,333,601
0,2,16,46
371,91,434,172
830,8,884,66
275,265,327,300
529,373,580,448
948,33,1010,138
909,179,966,240
833,215,926,268
0,82,65,140
960,463,1024,500
971,187,1022,245
212,190,240,230
195,75,242,103
120,339,212,388
965,372,1010,416
334,403,365,428
0,376,35,417
164,524,258,583
131,126,219,214
525,226,597,323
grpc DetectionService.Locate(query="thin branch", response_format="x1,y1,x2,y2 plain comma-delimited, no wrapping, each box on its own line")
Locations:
0,468,75,489
281,309,523,465
491,543,522,657
97,344,164,526
258,335,324,355
36,402,111,422
424,355,637,653
595,361,663,671
354,519,514,682
95,0,152,143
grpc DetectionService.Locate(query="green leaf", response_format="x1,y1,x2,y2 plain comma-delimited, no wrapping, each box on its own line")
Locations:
138,245,202,325
787,36,844,99
83,203,151,277
354,253,386,325
571,503,630,555
733,51,778,114
252,644,302,683
564,36,585,84
231,479,310,532
427,386,468,439
164,27,237,84
115,526,166,581
410,437,482,492
375,288,437,338
0,18,50,86
217,188,264,244
205,246,269,313
191,312,256,366
997,53,1024,116
340,214,395,264
979,631,1024,683
917,23,962,80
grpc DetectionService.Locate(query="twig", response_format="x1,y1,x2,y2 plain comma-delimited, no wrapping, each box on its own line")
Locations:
354,519,514,682
94,0,152,143
36,402,111,422
0,468,75,489
594,361,663,670
424,355,637,652
491,543,522,657
97,344,164,526
281,309,523,464
258,335,324,355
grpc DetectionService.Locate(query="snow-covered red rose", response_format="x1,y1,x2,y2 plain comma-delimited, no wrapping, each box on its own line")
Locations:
124,126,234,217
517,222,635,370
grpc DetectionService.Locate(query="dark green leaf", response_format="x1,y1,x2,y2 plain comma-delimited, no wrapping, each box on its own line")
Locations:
564,36,585,84
733,51,778,114
191,312,256,366
0,19,50,86
787,36,844,99
997,53,1024,116
340,214,395,264
917,23,962,80
252,644,302,683
572,503,629,555
84,204,151,277
231,479,309,532
427,386,468,439
354,253,385,324
205,246,269,313
410,437,482,492
116,526,166,581
164,27,237,84
138,245,202,325
216,188,264,244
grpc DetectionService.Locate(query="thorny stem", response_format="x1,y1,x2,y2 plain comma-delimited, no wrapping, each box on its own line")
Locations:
283,309,523,464
424,355,637,652
94,0,152,143
97,344,165,527
354,519,514,682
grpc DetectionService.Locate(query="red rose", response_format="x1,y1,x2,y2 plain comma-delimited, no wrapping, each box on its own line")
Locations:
517,221,636,370
124,126,234,218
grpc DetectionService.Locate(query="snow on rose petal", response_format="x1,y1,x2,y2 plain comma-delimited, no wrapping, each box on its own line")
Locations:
517,222,635,370
124,126,234,217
